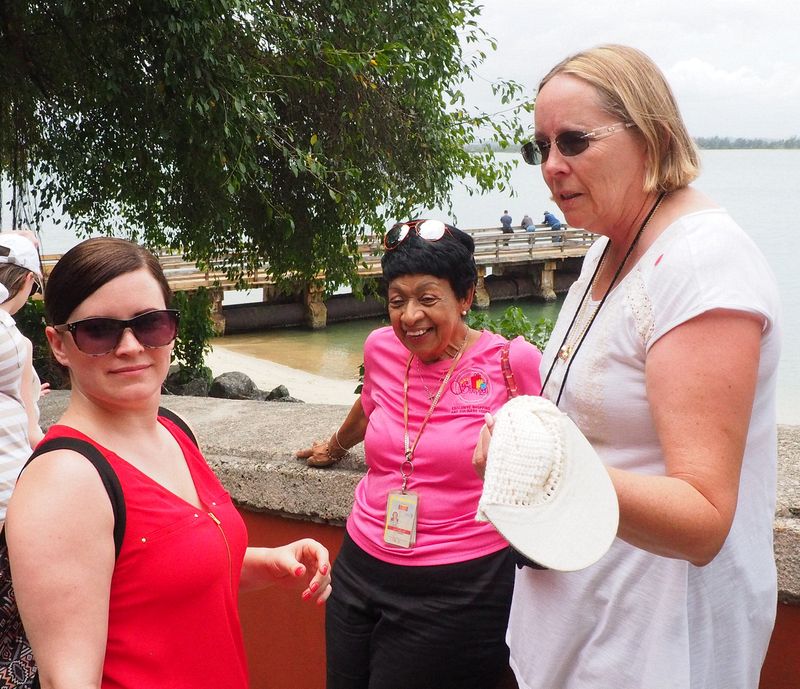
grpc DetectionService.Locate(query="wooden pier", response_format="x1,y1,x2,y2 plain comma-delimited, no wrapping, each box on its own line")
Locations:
40,225,596,331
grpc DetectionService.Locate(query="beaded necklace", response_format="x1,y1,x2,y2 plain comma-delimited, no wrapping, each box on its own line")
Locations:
541,192,667,406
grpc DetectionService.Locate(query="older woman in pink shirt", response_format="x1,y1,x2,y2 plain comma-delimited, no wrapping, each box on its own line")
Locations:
298,219,542,689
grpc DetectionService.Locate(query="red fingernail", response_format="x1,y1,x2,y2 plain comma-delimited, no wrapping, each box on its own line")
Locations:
295,566,305,577
321,564,329,575
310,582,319,593
302,590,312,601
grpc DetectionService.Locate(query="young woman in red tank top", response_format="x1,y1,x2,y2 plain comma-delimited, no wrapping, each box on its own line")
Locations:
6,237,331,689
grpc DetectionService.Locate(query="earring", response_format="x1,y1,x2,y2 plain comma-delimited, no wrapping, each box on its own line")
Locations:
461,310,467,316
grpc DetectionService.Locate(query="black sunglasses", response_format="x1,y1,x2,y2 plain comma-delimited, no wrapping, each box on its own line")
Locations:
54,309,180,356
384,219,456,250
521,122,636,165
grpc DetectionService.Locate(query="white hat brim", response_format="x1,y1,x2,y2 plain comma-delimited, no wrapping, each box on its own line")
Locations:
0,233,41,277
481,412,619,572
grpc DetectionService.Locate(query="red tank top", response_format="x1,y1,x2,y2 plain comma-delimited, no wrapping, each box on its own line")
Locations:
43,416,249,689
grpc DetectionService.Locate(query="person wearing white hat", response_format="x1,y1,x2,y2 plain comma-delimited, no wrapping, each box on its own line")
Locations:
0,231,45,526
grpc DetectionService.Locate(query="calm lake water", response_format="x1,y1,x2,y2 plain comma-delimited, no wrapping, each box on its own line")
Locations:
217,150,800,425
7,150,797,424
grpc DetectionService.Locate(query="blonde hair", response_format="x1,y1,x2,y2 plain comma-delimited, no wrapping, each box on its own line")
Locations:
539,44,699,192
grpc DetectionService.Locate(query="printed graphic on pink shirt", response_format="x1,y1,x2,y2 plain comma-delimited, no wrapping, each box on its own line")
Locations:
449,367,492,409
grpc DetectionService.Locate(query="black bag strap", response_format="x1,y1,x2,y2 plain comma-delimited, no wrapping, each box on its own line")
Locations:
158,406,198,447
10,409,193,559
22,438,126,559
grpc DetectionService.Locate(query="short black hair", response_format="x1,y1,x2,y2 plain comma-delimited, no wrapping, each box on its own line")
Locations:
381,225,477,299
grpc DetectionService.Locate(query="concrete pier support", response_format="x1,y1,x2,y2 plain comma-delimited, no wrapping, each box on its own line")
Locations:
538,261,558,301
209,288,226,335
262,284,279,303
474,266,491,310
304,283,328,329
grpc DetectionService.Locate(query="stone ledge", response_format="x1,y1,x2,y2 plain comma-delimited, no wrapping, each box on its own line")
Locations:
775,518,800,604
38,392,800,601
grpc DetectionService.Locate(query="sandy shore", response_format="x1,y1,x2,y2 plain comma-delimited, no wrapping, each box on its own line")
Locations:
205,344,359,407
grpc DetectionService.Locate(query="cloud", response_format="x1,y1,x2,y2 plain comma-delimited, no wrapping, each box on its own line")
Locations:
460,0,800,139
666,58,800,138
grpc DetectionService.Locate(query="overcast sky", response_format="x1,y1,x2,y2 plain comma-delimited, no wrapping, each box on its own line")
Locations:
462,0,799,139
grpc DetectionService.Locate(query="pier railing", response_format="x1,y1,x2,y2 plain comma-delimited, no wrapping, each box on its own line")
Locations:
346,225,597,276
39,225,597,293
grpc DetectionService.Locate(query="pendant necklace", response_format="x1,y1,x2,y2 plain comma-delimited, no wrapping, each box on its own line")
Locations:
413,330,470,400
557,248,609,362
541,191,667,406
415,362,445,402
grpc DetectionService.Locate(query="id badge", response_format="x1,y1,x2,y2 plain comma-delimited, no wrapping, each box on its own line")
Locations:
384,490,419,548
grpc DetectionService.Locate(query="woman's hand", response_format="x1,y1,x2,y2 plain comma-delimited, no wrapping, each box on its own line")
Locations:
296,397,367,468
295,439,346,468
241,540,332,604
472,412,496,479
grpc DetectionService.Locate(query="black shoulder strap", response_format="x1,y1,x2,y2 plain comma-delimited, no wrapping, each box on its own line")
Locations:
158,406,198,447
23,438,126,559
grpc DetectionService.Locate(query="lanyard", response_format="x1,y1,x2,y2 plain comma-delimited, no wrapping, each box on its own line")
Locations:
400,336,467,493
541,191,667,406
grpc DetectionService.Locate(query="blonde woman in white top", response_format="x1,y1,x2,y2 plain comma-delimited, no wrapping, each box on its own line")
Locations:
475,45,781,689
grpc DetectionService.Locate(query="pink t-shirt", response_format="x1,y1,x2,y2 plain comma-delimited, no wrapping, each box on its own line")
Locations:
348,327,542,566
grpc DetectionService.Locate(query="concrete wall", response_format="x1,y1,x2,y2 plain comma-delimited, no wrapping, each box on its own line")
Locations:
38,393,800,689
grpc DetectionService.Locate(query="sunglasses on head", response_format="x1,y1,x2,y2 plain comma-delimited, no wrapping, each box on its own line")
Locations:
384,219,456,250
521,122,636,165
54,309,180,356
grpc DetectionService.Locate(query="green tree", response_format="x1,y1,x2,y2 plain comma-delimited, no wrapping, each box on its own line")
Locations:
1,1,528,291
170,288,216,383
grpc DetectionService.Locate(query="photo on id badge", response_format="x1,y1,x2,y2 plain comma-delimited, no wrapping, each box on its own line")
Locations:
384,490,419,548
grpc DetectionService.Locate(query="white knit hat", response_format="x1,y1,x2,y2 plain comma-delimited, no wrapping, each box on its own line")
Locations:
476,395,618,571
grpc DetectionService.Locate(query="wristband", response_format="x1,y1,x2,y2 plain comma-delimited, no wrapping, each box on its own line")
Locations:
332,429,349,452
326,431,349,463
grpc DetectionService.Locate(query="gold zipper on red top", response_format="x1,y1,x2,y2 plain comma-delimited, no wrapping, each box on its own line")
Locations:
207,509,234,596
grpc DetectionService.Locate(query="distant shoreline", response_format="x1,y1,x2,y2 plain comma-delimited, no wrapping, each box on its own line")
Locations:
466,138,800,152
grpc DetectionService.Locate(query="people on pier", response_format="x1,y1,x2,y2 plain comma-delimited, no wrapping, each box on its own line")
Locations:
297,219,542,689
476,44,781,688
6,237,331,689
500,210,514,247
0,232,45,527
520,213,535,231
543,210,565,242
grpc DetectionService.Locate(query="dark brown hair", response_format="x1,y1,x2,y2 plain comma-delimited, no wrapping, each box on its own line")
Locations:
44,238,172,325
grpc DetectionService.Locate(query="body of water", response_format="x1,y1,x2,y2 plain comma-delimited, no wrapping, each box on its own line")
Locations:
217,150,800,425
8,150,798,424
